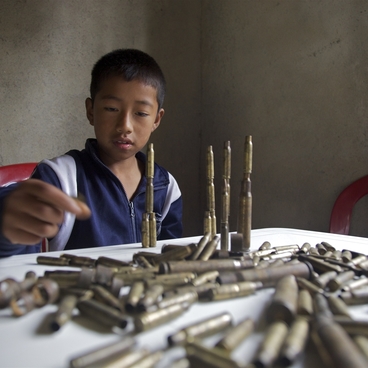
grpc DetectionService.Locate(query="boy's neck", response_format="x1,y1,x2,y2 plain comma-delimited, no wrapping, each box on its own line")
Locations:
108,157,144,200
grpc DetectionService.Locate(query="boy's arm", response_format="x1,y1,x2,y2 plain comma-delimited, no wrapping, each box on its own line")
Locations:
0,167,90,256
0,184,41,256
1,179,90,244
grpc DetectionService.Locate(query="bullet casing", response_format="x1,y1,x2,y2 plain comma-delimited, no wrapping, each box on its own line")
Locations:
327,295,351,319
215,317,254,351
253,321,289,368
69,337,135,368
77,299,128,329
158,290,198,310
37,256,70,266
208,281,262,301
134,302,188,332
314,315,368,367
137,284,164,311
217,261,312,287
266,275,298,325
297,289,314,316
51,294,78,331
168,311,232,346
190,232,211,260
198,235,220,261
327,270,355,291
279,317,310,366
125,281,145,312
186,341,241,368
159,259,254,275
312,271,338,289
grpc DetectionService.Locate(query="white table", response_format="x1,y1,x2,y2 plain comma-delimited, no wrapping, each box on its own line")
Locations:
1,228,368,368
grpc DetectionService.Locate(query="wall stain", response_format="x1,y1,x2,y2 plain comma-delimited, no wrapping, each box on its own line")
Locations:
309,38,341,57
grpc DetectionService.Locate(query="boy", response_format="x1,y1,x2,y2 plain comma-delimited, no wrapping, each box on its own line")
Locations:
0,49,183,256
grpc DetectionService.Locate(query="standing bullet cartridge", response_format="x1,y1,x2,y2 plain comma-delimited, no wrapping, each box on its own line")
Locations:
206,145,217,238
215,317,254,352
220,141,231,251
142,143,156,248
168,311,232,346
237,135,253,251
266,275,298,325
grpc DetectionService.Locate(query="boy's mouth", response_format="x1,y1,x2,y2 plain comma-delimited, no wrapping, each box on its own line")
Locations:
114,139,133,149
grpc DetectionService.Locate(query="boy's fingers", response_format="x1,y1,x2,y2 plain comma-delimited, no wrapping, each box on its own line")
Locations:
72,197,92,220
19,179,91,218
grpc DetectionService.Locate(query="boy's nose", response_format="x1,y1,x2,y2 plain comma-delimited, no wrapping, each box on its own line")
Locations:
116,114,132,133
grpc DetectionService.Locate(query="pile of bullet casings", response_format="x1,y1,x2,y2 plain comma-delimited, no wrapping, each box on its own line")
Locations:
2,137,368,367
1,238,368,367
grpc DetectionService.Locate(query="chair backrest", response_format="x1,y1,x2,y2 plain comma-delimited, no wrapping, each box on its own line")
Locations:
0,162,38,186
329,175,368,235
0,162,47,251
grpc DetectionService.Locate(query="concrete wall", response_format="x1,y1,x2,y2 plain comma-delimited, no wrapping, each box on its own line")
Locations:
1,0,367,238
0,0,202,236
200,0,368,238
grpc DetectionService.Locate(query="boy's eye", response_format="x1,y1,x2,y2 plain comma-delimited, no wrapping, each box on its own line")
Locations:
104,107,118,112
136,112,149,117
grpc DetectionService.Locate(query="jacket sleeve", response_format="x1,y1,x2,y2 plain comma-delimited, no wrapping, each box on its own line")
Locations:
158,173,183,240
0,163,62,257
0,184,41,256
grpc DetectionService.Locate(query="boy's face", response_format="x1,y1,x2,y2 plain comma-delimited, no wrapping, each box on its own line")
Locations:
85,77,164,167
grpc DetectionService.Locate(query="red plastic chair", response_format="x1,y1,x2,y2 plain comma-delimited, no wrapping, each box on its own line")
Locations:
0,162,48,251
329,175,368,235
0,162,38,186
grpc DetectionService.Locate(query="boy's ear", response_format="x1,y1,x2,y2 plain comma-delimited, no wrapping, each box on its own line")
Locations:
152,108,164,132
85,98,94,126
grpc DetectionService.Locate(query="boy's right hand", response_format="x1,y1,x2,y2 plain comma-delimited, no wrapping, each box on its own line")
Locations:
2,179,91,245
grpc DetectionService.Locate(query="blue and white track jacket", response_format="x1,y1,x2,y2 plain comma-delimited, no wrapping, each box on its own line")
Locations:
0,139,183,256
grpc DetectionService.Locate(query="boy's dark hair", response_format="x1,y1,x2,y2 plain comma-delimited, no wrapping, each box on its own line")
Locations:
90,49,166,110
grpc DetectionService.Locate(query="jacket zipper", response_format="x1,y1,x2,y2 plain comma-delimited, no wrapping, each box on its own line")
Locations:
129,201,137,243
